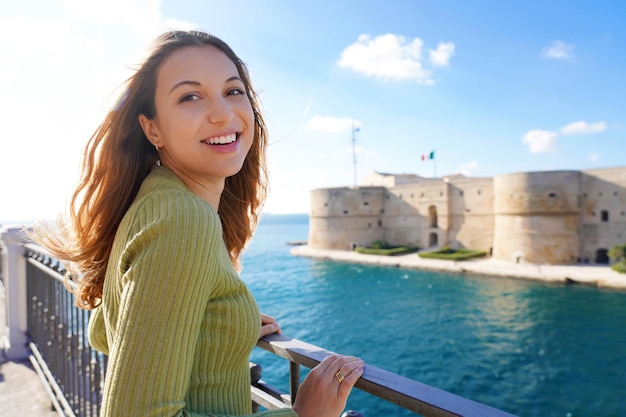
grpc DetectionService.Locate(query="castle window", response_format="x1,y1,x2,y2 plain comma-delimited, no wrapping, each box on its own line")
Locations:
583,193,587,198
363,201,369,206
549,193,556,198
410,193,414,198
428,205,438,228
343,210,349,215
421,193,424,197
324,203,328,207
440,191,443,197
601,210,609,222
614,191,618,196
460,191,463,196
477,190,481,195
378,220,382,227
599,192,603,197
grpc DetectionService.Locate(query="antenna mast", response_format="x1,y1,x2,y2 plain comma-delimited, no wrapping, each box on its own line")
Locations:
352,120,358,187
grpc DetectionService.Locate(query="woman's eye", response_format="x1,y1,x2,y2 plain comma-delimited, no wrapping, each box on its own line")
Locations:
226,88,245,96
180,93,200,103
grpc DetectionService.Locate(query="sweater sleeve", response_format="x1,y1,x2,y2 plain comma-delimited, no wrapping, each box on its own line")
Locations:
99,192,298,417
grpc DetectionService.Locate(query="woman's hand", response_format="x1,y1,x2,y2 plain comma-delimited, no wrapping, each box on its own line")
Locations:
259,313,282,339
292,354,364,417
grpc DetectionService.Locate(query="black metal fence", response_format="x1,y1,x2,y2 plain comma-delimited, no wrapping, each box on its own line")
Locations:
25,247,107,417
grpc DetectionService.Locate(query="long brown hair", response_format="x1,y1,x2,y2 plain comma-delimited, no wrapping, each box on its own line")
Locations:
37,30,268,310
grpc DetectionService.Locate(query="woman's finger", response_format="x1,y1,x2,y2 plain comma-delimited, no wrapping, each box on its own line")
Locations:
258,313,281,338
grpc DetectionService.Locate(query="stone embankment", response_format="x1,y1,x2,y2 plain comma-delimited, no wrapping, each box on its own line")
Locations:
291,246,626,291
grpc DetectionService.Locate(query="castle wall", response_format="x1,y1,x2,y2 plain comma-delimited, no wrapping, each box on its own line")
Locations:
379,187,421,247
492,171,581,264
447,177,495,252
579,167,626,262
381,182,448,248
308,187,385,250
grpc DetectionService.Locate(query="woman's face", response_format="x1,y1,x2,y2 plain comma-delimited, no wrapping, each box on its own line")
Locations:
140,45,255,191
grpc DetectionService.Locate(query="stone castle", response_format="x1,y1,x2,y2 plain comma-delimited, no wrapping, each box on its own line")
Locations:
307,166,626,265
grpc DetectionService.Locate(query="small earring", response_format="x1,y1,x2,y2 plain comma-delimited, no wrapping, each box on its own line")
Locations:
155,144,160,152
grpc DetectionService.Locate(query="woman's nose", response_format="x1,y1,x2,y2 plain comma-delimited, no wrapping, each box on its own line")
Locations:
206,97,234,124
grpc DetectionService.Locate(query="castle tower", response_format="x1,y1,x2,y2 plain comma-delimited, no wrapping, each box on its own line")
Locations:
308,187,385,250
492,171,581,264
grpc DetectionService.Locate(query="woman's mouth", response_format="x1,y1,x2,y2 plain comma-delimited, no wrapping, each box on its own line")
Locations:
202,133,238,145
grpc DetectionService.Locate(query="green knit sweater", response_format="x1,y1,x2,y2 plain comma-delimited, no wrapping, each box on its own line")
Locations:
88,167,297,417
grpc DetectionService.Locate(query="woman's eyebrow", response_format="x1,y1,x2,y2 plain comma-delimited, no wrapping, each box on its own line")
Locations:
169,80,201,94
169,76,244,95
226,76,243,84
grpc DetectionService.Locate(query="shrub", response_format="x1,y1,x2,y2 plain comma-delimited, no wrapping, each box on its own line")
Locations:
609,244,626,262
609,244,626,274
354,244,418,256
612,261,626,274
370,240,390,249
418,248,487,261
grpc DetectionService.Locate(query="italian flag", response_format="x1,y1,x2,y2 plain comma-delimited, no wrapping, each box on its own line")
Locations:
421,151,435,161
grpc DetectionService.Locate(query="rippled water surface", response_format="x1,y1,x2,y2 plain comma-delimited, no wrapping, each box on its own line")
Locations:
242,214,626,417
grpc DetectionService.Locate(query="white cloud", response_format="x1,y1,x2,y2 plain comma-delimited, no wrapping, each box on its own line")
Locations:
307,117,362,133
457,161,479,176
589,153,600,163
337,34,437,83
429,42,455,67
559,120,607,135
343,145,367,156
0,1,195,222
319,152,342,160
541,40,575,59
522,129,558,153
0,15,118,221
63,0,196,40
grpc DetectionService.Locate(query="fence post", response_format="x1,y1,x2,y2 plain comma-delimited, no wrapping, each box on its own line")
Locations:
0,225,30,360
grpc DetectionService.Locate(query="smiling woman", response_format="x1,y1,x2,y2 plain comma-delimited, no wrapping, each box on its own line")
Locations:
32,30,364,417
138,45,256,209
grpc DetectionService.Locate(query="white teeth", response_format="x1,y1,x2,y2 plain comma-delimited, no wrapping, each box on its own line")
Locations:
207,133,237,145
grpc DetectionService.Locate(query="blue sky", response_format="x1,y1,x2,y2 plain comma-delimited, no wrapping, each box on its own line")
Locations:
1,0,624,222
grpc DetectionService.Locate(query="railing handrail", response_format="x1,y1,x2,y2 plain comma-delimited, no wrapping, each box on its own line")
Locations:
20,243,517,417
256,335,516,417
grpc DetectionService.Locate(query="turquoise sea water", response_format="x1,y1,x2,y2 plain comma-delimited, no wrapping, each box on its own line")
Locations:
243,214,626,417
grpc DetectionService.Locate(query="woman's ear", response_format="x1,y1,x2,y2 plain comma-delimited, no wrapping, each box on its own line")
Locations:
138,114,161,147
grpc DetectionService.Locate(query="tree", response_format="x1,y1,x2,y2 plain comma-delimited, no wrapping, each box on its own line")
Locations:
608,243,626,263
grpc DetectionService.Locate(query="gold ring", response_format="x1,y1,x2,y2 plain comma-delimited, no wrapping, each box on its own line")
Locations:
335,370,345,383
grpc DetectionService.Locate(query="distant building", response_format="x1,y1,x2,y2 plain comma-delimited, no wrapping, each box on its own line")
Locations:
307,166,626,265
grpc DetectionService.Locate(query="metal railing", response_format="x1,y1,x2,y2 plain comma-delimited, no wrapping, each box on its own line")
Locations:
25,246,107,417
22,245,517,417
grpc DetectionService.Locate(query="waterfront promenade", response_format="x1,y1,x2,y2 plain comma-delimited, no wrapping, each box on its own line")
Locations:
291,245,626,290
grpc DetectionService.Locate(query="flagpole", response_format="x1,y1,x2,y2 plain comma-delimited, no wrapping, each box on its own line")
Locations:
433,149,436,178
